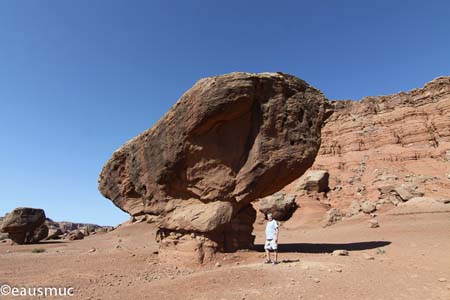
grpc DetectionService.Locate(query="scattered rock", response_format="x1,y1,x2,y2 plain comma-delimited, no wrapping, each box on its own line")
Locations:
333,185,343,191
361,201,376,214
437,198,450,204
362,253,375,260
368,219,379,228
215,262,221,268
88,248,97,253
438,277,447,282
346,200,361,217
297,170,330,193
332,249,349,256
322,208,342,227
388,197,450,215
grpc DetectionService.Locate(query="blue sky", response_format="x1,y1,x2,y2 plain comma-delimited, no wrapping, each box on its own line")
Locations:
0,1,449,226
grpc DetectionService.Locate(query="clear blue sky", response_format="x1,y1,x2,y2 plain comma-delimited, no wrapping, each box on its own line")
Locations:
1,1,449,226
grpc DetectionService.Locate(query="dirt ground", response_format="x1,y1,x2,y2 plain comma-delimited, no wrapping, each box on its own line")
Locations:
1,210,449,300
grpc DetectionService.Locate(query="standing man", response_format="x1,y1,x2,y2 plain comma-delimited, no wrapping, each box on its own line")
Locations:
264,213,279,265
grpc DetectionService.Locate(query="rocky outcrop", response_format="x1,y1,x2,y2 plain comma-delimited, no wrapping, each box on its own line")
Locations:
45,219,113,240
259,192,298,221
307,76,450,212
0,208,48,244
99,72,330,261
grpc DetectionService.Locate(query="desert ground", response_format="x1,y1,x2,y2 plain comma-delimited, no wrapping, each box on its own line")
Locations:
1,208,449,300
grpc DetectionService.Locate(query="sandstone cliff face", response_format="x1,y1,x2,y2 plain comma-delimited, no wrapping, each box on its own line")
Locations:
284,76,450,220
99,72,330,260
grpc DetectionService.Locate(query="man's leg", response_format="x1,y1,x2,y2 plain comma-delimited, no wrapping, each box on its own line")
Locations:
265,249,271,262
274,250,278,263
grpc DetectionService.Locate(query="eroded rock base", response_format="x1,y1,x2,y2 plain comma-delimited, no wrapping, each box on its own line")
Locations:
158,204,256,265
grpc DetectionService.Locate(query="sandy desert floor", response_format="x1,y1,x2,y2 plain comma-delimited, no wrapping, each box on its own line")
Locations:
1,210,449,300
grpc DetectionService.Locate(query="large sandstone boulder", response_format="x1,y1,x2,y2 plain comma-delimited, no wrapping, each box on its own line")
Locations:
99,72,330,260
259,192,298,221
0,208,48,244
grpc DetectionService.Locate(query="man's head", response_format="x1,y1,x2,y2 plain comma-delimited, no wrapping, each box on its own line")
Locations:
267,213,273,221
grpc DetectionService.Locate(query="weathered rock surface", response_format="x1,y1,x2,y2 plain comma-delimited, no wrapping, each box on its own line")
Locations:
322,208,342,227
388,197,450,215
361,201,376,214
294,76,450,214
0,208,48,244
99,72,329,260
44,219,113,240
346,200,362,217
259,192,297,221
297,170,330,192
67,230,85,241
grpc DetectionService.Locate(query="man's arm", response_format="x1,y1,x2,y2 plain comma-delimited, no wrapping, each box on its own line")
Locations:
275,222,279,242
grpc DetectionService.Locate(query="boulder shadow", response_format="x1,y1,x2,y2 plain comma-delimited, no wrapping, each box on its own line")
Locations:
35,240,68,245
254,241,391,253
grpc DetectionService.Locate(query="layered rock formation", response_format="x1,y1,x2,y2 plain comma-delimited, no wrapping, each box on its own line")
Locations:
281,76,450,222
99,72,330,262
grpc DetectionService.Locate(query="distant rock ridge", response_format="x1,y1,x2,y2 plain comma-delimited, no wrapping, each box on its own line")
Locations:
321,76,450,156
0,208,114,244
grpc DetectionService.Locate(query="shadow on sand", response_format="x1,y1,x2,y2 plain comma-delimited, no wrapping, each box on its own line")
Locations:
35,240,68,245
254,241,391,253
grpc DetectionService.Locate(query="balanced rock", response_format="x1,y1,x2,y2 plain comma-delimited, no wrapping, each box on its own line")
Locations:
259,192,298,221
0,208,48,244
99,72,330,261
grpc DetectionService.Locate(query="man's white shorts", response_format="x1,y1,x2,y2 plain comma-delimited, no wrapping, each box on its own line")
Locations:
264,239,278,251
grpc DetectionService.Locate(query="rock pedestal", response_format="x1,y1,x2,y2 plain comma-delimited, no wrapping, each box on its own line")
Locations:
98,72,330,261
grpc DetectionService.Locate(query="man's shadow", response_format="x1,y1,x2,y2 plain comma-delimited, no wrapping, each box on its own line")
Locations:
254,241,391,253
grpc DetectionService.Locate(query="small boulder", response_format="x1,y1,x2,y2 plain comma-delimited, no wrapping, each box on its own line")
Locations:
297,170,330,193
392,185,424,202
361,201,376,214
332,249,349,256
437,198,450,204
346,200,362,217
67,230,84,241
259,192,298,221
45,228,63,240
322,208,342,227
368,219,379,228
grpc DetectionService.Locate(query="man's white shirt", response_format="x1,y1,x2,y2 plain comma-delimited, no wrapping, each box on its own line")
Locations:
265,219,278,240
